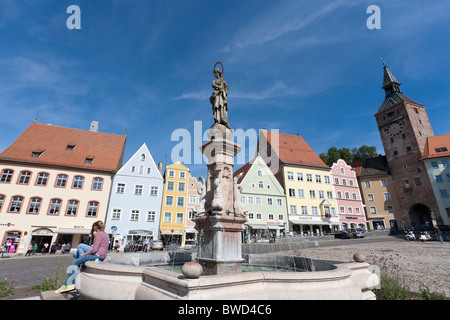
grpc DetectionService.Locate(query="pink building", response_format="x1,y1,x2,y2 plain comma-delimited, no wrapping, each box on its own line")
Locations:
331,159,367,230
185,174,201,247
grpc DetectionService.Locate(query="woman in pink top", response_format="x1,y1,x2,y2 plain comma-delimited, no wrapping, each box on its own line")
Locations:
57,221,109,293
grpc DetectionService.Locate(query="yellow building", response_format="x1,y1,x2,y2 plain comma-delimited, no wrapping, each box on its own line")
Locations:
159,162,189,247
258,130,340,235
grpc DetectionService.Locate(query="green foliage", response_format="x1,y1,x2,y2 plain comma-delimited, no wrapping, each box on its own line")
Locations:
320,145,378,166
32,263,66,292
0,278,15,297
367,253,447,300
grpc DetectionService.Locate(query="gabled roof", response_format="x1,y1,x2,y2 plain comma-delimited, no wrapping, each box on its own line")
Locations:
0,123,126,172
117,143,163,180
260,130,329,169
422,134,450,160
377,91,422,114
233,155,285,195
233,161,253,184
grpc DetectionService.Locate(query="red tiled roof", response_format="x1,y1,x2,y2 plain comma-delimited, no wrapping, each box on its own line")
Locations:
0,123,126,172
422,134,450,160
261,130,329,169
349,160,363,177
233,161,254,184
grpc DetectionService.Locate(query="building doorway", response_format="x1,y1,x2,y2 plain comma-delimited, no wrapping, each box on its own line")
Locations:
30,228,54,253
409,203,432,229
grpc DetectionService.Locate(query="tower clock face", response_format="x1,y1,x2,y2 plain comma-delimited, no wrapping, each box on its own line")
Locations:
387,122,403,136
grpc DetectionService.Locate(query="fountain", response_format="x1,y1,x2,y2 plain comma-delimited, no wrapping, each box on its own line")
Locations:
75,63,379,300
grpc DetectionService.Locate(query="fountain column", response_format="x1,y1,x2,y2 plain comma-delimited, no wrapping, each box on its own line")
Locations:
193,62,248,275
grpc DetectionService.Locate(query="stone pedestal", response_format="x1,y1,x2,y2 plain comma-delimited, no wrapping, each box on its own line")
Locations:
194,123,248,275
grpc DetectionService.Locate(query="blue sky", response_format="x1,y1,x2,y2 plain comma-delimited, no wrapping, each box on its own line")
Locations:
0,0,449,179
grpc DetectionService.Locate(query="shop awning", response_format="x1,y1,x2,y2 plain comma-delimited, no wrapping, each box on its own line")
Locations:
160,229,184,235
247,224,284,230
56,228,91,235
288,217,339,226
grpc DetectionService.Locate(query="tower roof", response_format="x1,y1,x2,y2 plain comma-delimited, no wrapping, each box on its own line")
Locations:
382,62,401,91
377,62,422,114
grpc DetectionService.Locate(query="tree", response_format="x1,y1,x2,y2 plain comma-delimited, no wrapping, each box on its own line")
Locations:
351,145,378,161
320,145,378,166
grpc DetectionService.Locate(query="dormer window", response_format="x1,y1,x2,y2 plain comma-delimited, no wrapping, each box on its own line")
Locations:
85,156,94,164
66,145,76,151
31,150,45,158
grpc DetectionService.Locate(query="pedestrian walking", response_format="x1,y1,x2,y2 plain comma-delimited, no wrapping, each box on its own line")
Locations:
1,244,6,258
436,227,444,244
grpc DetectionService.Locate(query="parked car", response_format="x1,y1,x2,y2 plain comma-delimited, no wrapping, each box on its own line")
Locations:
348,228,365,238
334,230,351,239
150,240,164,251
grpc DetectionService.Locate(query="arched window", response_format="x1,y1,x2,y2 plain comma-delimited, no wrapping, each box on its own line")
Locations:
87,201,99,217
140,154,146,161
55,174,68,187
36,172,49,186
72,176,84,189
27,197,42,214
1,169,14,183
66,200,79,216
9,196,24,213
92,178,103,190
17,171,32,185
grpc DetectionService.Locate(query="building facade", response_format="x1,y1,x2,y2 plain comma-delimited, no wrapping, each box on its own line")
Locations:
234,155,289,241
0,122,126,254
351,156,401,230
422,134,450,226
159,162,189,247
258,130,340,235
331,159,367,230
185,174,201,247
104,143,164,250
374,62,443,228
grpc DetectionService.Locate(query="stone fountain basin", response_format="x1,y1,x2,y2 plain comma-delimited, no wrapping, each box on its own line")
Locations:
75,252,378,300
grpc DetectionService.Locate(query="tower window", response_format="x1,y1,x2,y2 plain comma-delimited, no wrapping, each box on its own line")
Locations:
393,151,398,156
406,146,412,152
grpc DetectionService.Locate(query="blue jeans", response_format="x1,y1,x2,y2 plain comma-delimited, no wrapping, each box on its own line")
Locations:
65,244,104,286
73,244,92,259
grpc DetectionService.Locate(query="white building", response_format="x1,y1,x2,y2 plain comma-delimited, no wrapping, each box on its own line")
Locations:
422,134,450,226
105,143,164,250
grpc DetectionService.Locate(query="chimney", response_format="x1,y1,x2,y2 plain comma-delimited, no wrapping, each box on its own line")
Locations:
90,121,99,132
158,161,163,174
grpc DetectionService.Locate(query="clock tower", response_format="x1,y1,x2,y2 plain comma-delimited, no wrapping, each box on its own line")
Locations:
374,62,443,227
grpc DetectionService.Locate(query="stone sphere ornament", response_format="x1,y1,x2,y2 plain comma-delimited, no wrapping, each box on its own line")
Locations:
181,262,203,279
353,253,366,263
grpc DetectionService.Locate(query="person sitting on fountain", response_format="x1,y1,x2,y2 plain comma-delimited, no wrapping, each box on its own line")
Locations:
56,220,109,294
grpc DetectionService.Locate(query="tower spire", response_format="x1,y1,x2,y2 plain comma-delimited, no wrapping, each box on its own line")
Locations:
381,59,401,96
